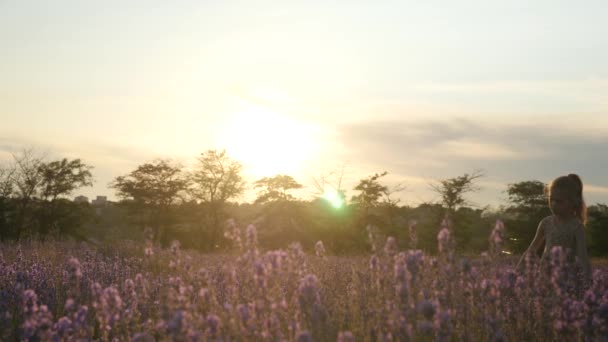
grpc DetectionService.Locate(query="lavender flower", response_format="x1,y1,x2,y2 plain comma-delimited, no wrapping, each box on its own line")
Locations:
405,250,424,283
394,254,410,302
315,240,326,258
408,220,418,249
418,299,437,320
337,331,355,342
369,255,380,271
437,221,454,258
170,240,181,256
417,320,434,335
53,316,73,338
133,332,155,342
384,236,398,257
489,220,505,257
298,274,320,308
205,314,221,337
66,257,83,281
246,224,258,250
296,330,313,342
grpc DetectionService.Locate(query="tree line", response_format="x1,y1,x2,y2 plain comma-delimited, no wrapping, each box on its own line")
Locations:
1,149,607,255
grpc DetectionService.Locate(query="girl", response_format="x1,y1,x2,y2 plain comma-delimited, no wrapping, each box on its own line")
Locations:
516,174,592,283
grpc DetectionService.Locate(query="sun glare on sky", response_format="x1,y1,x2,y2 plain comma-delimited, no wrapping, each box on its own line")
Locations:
322,188,345,209
217,102,320,179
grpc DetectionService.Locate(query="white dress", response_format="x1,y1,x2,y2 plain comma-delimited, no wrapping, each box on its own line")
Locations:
538,215,591,281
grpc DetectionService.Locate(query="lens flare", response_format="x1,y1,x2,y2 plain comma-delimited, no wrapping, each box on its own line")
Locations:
323,189,344,209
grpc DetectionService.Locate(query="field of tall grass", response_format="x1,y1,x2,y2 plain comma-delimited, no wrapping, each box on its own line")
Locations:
1,220,607,341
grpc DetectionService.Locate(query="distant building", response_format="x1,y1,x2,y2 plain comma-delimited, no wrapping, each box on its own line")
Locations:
74,195,89,203
92,196,107,206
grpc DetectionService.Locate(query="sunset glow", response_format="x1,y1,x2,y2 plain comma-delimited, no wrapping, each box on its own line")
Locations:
323,188,344,209
2,3,608,339
217,102,320,178
1,1,607,205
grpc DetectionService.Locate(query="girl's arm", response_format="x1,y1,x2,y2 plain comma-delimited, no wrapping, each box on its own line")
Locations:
575,224,592,282
516,219,545,272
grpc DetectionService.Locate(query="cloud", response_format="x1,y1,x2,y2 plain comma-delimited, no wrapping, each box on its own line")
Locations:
337,118,542,167
414,78,608,109
587,185,608,194
414,78,608,94
334,116,608,204
0,133,162,165
436,140,522,160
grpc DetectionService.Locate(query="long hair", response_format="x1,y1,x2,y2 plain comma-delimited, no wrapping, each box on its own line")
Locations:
547,173,588,224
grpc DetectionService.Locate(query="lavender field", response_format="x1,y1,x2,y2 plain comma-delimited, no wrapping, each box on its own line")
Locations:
1,222,607,341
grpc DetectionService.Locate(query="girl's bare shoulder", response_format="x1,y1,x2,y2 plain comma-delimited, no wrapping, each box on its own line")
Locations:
539,216,554,227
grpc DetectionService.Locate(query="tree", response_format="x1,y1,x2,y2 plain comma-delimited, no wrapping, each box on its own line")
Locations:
1,151,97,240
0,165,15,198
504,180,551,253
252,175,305,249
506,180,548,216
429,171,484,251
11,150,44,238
0,164,16,240
190,150,246,249
253,174,303,204
379,180,407,233
351,171,407,249
111,159,188,244
587,204,608,256
36,158,94,237
351,172,389,210
429,170,484,214
38,158,93,202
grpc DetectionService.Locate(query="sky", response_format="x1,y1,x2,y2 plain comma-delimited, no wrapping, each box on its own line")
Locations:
1,0,607,207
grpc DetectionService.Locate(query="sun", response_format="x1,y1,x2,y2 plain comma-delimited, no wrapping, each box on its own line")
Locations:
217,103,320,179
322,188,345,209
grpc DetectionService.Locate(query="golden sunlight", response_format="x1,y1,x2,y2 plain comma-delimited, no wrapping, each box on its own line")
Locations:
217,103,320,178
322,188,345,209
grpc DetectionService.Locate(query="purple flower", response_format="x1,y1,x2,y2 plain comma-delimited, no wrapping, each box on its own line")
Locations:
437,226,453,256
369,255,379,271
418,299,437,320
53,316,73,338
143,226,154,241
133,332,155,342
406,250,424,281
409,220,418,249
22,289,38,315
66,257,83,281
298,274,320,308
489,220,505,256
554,297,586,334
237,303,251,324
296,330,313,342
315,240,326,258
170,240,181,256
20,295,53,341
417,320,434,335
205,314,221,337
384,237,398,257
168,310,187,336
265,250,287,271
246,224,258,250
394,257,410,302
435,310,452,341
337,331,355,342
253,260,267,288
